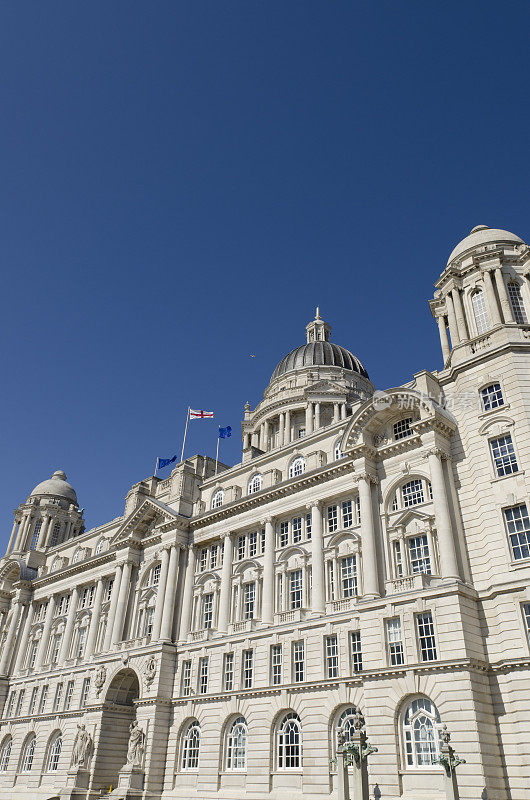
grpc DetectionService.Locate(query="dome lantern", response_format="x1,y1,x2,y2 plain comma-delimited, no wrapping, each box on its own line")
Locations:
305,307,331,343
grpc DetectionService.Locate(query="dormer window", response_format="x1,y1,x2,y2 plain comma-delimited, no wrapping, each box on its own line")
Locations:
390,478,432,512
248,473,263,494
289,457,306,478
471,289,490,334
211,489,224,509
393,418,413,441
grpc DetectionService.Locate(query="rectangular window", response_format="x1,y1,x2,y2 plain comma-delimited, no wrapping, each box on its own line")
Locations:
28,686,38,716
279,521,289,548
77,627,87,659
64,680,74,711
199,548,208,571
38,685,48,714
289,570,303,609
402,479,424,507
202,593,214,629
5,692,14,717
249,531,257,557
327,505,338,532
508,281,528,324
416,613,437,661
243,582,255,620
393,541,403,577
408,535,431,574
15,689,25,717
327,560,336,601
504,504,530,560
105,579,114,602
198,657,209,694
210,544,218,569
355,496,361,525
350,631,362,672
306,513,312,539
81,677,91,707
223,652,234,691
260,529,266,553
56,594,70,616
393,417,413,440
152,563,161,586
341,555,357,598
28,640,38,670
271,644,282,685
293,640,305,682
50,633,62,665
53,683,63,712
80,585,95,608
292,516,302,543
243,649,253,689
341,500,353,528
481,382,504,411
522,603,530,643
325,634,339,678
237,536,246,561
181,660,192,696
490,434,518,476
386,618,404,666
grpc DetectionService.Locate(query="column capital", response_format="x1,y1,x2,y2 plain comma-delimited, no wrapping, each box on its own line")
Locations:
423,447,450,462
355,472,379,485
261,516,275,526
305,500,323,511
221,531,233,541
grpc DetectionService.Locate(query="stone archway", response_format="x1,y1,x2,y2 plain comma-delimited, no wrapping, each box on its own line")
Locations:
91,668,140,793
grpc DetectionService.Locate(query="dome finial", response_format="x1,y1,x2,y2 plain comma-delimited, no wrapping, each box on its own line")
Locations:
315,306,321,320
306,310,331,344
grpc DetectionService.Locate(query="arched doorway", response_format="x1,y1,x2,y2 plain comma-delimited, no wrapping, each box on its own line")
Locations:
91,668,140,793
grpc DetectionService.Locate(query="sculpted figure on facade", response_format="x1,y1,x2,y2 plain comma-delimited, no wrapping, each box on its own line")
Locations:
70,723,92,768
126,720,146,768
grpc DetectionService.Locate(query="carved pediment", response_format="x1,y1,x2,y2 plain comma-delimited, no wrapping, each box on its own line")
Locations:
110,497,184,545
387,508,434,532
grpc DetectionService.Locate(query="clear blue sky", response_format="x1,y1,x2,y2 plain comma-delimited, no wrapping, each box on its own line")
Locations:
1,1,529,540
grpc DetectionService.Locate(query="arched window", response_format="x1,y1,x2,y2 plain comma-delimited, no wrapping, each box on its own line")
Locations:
95,538,106,555
334,440,344,461
72,548,82,564
51,557,61,571
402,698,442,768
181,721,200,771
289,457,306,479
248,473,263,495
226,716,247,771
0,736,12,771
47,733,62,772
389,478,432,513
507,281,528,324
21,735,36,772
211,489,224,509
471,289,490,334
336,706,358,744
277,712,301,770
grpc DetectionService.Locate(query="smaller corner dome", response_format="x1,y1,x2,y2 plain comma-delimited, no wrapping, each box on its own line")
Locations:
447,225,524,265
29,470,78,504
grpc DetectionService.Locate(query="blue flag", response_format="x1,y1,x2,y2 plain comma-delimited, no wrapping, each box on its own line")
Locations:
157,455,177,470
218,426,232,439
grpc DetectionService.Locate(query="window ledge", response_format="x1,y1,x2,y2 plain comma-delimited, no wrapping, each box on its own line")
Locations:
490,470,524,484
509,558,530,571
478,403,510,420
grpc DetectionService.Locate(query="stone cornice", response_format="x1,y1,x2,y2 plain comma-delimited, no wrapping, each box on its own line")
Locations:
192,458,355,531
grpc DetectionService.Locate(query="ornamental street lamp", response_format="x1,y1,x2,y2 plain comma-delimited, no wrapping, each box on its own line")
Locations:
336,709,378,800
436,725,466,800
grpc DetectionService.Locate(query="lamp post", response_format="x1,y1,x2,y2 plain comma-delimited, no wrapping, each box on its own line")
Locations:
336,710,377,800
436,725,466,800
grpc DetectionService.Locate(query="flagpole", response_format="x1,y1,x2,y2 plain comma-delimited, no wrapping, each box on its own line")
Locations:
154,457,159,478
180,406,190,463
215,428,220,476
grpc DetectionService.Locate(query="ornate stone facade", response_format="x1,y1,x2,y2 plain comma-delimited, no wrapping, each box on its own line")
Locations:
0,225,529,799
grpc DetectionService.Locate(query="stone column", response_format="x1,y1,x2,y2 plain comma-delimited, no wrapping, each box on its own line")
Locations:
437,315,451,362
341,403,347,420
483,270,502,326
36,515,50,548
445,293,460,347
35,595,56,670
333,403,340,424
63,519,74,541
314,402,321,429
278,413,285,446
159,545,180,641
284,409,291,445
217,534,234,633
103,565,122,650
111,560,133,644
6,519,19,555
426,449,460,581
151,548,170,640
243,432,250,449
178,546,196,641
13,513,30,552
13,602,34,672
259,423,265,450
261,518,275,625
451,288,468,341
0,599,22,675
495,267,514,323
305,403,313,434
263,419,270,450
85,579,105,658
357,474,380,598
309,502,325,615
59,587,80,663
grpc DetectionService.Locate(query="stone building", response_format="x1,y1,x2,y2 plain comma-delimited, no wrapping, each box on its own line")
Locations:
0,224,529,800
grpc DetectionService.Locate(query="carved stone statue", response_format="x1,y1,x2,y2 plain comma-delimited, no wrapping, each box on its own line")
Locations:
144,655,156,685
126,720,146,768
94,665,106,696
70,723,92,768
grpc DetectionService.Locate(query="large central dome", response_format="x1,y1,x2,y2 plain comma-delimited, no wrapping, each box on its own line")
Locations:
270,310,369,381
